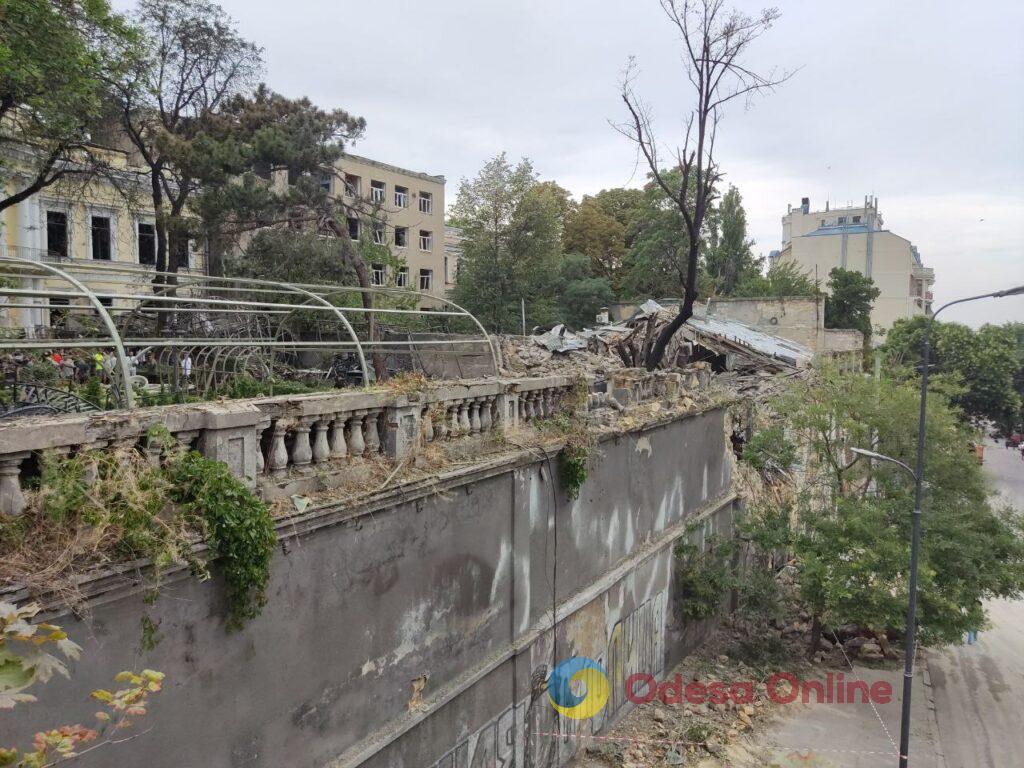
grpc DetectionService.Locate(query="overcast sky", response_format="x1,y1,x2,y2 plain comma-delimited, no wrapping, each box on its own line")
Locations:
114,0,1024,326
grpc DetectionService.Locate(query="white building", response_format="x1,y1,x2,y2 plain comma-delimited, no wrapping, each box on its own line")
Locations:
770,196,934,338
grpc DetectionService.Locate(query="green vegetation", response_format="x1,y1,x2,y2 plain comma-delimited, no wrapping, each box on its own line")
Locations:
674,538,737,620
824,267,881,340
742,425,797,475
746,369,1024,652
4,427,275,631
169,451,276,630
882,316,1024,432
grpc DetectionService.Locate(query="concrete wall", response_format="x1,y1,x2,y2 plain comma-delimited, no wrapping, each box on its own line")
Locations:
1,408,736,768
706,295,822,349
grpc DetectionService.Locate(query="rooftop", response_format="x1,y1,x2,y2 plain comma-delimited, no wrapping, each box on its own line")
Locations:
339,152,446,185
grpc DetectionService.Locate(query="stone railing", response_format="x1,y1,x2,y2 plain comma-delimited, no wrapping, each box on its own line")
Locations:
0,375,578,515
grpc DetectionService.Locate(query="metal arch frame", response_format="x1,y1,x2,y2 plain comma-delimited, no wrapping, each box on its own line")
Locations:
310,286,502,376
0,257,501,404
0,256,135,408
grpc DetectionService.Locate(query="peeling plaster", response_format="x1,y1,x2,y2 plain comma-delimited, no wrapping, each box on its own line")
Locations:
634,436,653,457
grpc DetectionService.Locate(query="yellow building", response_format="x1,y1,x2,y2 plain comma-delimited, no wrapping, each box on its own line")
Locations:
332,154,448,301
0,142,206,333
771,196,934,339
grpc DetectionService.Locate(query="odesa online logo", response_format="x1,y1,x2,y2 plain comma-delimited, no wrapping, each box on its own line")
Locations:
547,657,610,720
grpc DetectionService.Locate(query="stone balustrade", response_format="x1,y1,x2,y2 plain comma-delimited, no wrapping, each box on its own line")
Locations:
0,375,580,516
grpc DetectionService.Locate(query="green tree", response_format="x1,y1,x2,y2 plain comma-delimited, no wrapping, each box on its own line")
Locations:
620,169,716,301
554,253,615,330
733,260,818,298
591,187,644,239
449,154,562,333
882,317,1023,430
0,0,138,212
705,185,763,295
110,0,262,279
564,197,627,294
754,369,1024,652
824,267,880,339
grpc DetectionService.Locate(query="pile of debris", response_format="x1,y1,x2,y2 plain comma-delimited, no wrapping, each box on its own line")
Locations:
500,301,814,401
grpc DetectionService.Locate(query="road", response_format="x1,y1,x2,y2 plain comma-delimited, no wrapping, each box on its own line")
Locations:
927,439,1024,768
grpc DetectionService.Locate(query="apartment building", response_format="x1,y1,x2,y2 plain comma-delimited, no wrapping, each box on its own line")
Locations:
770,196,934,338
332,154,447,300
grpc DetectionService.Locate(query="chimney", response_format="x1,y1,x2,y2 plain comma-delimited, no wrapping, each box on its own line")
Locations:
801,197,810,214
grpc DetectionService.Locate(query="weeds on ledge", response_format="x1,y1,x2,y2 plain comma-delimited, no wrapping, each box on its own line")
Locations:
0,428,275,631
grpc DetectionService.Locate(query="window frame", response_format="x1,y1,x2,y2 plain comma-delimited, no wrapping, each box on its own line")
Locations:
344,174,361,198
136,219,157,266
89,214,113,261
394,186,409,208
396,266,409,288
347,217,360,241
371,263,386,286
418,268,433,291
394,226,408,249
370,180,385,203
419,230,432,252
419,191,433,214
45,210,70,260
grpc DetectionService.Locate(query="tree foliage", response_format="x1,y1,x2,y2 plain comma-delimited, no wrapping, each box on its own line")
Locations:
824,267,880,339
449,154,563,332
564,197,627,293
705,185,763,295
882,317,1023,431
750,369,1024,650
733,260,817,298
554,253,615,330
0,0,137,212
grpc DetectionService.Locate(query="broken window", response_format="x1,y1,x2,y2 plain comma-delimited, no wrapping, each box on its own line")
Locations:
371,263,385,285
137,221,156,265
419,268,433,291
90,215,111,260
344,174,361,197
419,230,432,251
394,186,409,208
419,191,433,214
46,211,69,259
347,217,360,241
396,266,409,287
371,180,385,203
395,226,408,248
852,215,862,224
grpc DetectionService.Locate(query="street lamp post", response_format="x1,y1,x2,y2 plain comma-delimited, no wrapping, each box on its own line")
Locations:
854,283,1024,768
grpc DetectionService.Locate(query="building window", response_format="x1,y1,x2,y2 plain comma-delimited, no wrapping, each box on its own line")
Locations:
46,211,69,259
173,237,191,269
419,191,433,214
370,180,385,203
90,215,111,260
371,263,385,285
394,226,408,248
344,174,361,197
419,230,432,251
319,172,333,194
137,222,156,265
838,216,847,225
419,268,433,291
49,296,69,329
852,215,862,224
394,186,409,208
347,217,360,241
372,225,386,245
396,266,408,287
820,219,826,227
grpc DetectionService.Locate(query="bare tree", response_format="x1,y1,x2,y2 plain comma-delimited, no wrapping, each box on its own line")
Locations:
618,0,792,370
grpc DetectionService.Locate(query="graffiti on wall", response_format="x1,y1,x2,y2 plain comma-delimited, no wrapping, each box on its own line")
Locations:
426,589,668,768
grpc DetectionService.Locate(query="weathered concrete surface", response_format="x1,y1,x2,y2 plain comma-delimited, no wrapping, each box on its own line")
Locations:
2,409,736,768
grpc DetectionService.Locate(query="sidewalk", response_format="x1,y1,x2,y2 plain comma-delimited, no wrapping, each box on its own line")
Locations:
750,657,945,767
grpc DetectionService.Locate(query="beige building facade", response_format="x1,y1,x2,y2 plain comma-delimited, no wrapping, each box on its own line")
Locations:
771,196,934,339
332,154,448,301
0,143,205,333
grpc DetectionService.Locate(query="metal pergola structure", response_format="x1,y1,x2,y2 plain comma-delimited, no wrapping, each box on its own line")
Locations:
0,256,500,409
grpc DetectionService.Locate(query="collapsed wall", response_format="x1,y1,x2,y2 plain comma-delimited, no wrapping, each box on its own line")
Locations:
1,399,736,768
